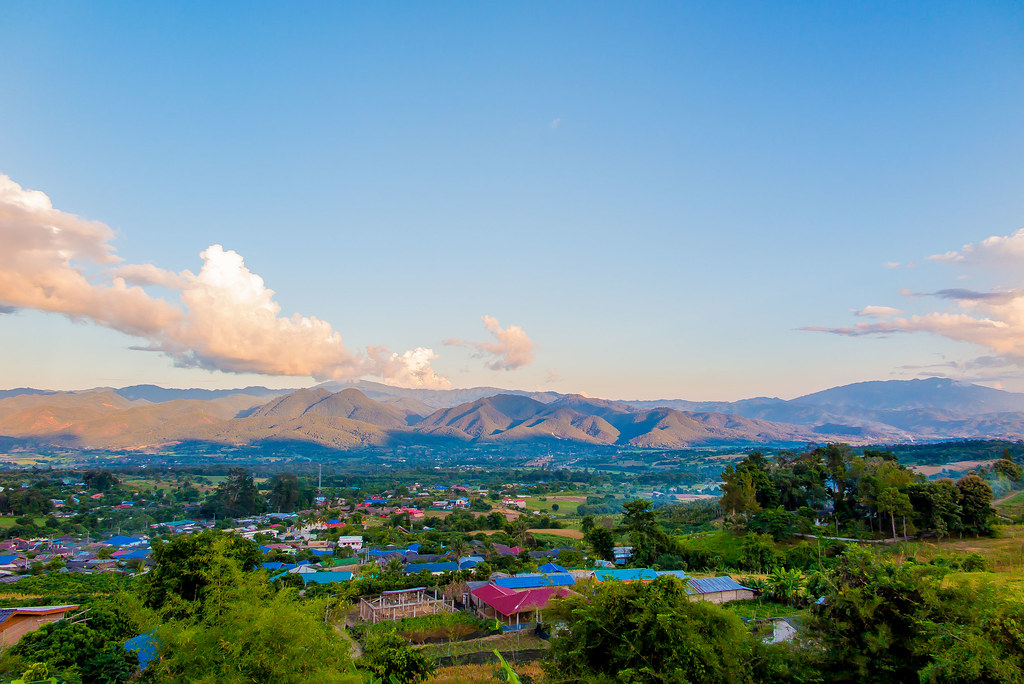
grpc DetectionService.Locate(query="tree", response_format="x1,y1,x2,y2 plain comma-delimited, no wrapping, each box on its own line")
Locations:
141,531,263,613
359,629,436,683
84,470,120,492
151,542,357,683
877,488,913,540
994,458,1023,483
719,468,761,520
956,475,994,536
267,472,302,512
201,468,263,519
545,576,781,682
585,526,615,562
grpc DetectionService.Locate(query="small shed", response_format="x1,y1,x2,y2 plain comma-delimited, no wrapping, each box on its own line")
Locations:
686,576,755,604
0,605,79,646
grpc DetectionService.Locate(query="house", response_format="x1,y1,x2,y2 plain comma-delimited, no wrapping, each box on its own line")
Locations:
612,546,633,565
336,536,363,551
0,556,22,572
685,576,755,604
470,584,575,631
502,498,526,509
0,605,79,646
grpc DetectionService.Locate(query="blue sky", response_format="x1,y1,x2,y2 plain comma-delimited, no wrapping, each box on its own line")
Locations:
2,2,1024,399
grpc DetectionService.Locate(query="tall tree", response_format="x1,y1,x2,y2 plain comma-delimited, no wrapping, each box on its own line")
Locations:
267,472,302,512
202,468,263,518
956,475,994,536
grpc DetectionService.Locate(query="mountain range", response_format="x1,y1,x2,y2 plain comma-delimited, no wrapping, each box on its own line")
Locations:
2,378,1024,451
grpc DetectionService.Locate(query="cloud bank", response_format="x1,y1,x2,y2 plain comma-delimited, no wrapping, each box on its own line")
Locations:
0,174,449,388
444,315,536,371
806,228,1024,374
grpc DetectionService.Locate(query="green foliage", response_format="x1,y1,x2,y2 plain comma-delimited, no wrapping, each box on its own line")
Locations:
267,472,303,511
140,530,263,613
150,540,356,683
747,506,806,541
7,598,141,684
545,576,783,683
585,525,615,562
359,629,436,683
957,474,995,536
808,546,1024,683
200,467,264,518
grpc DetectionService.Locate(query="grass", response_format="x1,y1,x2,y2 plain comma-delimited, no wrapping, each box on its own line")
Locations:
724,598,809,621
429,660,545,683
996,491,1024,517
0,516,49,529
419,631,548,660
357,611,491,645
524,496,584,516
880,525,1024,574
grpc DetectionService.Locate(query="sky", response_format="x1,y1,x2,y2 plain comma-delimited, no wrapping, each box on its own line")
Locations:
1,2,1024,401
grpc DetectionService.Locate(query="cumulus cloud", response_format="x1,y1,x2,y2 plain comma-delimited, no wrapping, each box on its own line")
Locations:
444,315,536,371
0,173,449,388
927,228,1024,265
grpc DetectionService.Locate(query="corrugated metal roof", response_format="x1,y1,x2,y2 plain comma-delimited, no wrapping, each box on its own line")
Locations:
686,576,750,594
594,568,658,582
405,562,458,574
494,574,576,589
300,571,352,585
655,570,690,580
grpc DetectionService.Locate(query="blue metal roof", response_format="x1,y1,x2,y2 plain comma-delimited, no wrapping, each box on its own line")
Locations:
494,574,576,589
405,561,458,574
686,576,751,594
538,563,568,574
594,568,658,582
260,562,296,571
300,571,352,585
655,570,690,580
104,535,142,547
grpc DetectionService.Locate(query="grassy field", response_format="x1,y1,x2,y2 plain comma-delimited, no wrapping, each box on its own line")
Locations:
996,491,1024,517
524,496,585,516
724,598,810,621
0,516,48,528
429,660,544,683
891,525,1024,574
418,631,548,660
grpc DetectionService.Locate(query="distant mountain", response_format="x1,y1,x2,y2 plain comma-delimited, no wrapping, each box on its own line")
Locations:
320,380,563,409
114,384,290,403
8,377,1024,451
793,378,1024,414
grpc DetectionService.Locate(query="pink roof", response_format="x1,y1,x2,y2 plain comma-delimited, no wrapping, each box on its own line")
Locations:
471,584,516,603
473,585,574,617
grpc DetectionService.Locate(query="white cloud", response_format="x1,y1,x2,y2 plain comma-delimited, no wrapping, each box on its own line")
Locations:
444,315,536,371
0,173,449,388
852,305,903,318
927,227,1024,265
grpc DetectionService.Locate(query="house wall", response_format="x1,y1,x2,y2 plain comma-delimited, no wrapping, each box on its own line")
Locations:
690,589,755,604
0,614,69,646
